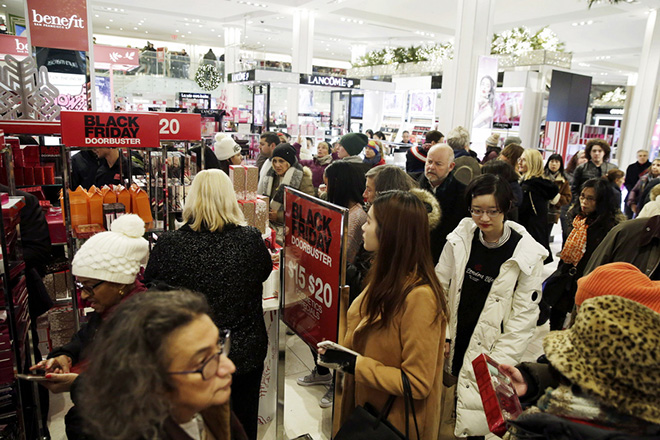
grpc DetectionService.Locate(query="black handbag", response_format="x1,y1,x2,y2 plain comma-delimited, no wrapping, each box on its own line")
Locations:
537,263,577,325
334,371,421,440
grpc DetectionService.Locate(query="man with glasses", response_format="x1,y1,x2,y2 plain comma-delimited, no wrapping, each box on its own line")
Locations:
418,144,469,262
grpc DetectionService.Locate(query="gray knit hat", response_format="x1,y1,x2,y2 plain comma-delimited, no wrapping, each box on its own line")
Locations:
72,214,149,284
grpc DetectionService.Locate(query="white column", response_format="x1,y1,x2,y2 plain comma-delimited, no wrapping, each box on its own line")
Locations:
224,27,242,110
351,44,367,65
437,0,496,132
292,9,314,74
619,9,660,166
288,9,314,129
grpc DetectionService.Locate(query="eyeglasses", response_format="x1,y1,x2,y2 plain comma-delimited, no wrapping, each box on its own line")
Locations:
579,195,597,203
75,280,106,297
169,329,231,381
469,207,502,218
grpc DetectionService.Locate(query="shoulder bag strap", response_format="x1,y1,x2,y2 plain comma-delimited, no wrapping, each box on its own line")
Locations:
401,371,421,440
377,394,397,423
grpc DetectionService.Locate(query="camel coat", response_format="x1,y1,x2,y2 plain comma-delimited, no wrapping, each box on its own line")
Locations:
335,285,446,440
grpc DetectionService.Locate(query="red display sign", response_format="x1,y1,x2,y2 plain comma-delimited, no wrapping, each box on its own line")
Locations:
27,0,89,52
282,188,347,347
60,111,159,148
0,35,28,58
94,44,139,68
156,113,202,141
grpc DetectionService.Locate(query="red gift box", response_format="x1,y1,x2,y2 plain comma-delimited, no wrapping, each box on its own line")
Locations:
14,167,24,186
471,354,523,437
22,145,40,166
33,166,44,185
43,165,55,185
46,207,67,244
22,167,34,186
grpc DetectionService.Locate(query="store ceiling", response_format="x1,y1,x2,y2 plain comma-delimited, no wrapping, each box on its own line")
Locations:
5,0,660,86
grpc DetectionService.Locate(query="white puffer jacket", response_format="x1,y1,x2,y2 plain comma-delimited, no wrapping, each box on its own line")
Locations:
435,218,547,437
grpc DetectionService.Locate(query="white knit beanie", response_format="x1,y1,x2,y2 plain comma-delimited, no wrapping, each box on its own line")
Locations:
71,214,149,284
214,133,241,161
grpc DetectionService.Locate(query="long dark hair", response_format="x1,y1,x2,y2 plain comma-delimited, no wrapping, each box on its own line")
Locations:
362,191,447,329
79,290,210,440
569,178,618,228
544,153,567,179
325,161,365,209
218,159,231,175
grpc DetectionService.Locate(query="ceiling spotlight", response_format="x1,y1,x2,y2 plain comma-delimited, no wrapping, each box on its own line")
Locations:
105,26,110,29
133,27,138,30
145,31,148,33
109,19,113,22
95,14,99,17
175,29,179,32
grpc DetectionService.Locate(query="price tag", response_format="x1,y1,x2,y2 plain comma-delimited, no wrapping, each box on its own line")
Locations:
156,112,202,141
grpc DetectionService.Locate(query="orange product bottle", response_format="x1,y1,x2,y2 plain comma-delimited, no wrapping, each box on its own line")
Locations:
68,186,90,227
102,185,117,204
87,188,104,226
115,185,132,213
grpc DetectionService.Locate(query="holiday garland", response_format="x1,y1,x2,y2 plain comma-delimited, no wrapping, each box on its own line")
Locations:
195,64,221,91
351,26,564,67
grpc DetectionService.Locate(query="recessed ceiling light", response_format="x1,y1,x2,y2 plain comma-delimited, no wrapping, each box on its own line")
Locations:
120,27,123,30
109,19,113,22
94,14,99,17
2,4,6,7
247,20,253,24
181,35,185,38
211,29,215,32
175,29,179,32
188,31,192,34
133,27,138,30
105,26,110,29
120,9,124,12
217,35,222,37
185,23,190,26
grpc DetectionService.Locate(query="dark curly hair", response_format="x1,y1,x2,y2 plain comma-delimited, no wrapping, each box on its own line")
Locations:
78,290,210,440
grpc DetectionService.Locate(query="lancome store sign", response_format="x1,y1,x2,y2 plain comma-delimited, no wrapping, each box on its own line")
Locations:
300,74,360,89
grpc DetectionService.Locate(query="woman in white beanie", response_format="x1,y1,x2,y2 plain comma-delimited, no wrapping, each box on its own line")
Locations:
29,214,150,438
214,132,243,175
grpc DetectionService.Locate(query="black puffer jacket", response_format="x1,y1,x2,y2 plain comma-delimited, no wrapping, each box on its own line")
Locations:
143,224,272,374
519,177,559,262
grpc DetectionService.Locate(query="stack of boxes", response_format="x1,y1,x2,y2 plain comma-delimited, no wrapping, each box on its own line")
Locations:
61,184,153,234
1,138,56,186
229,165,269,235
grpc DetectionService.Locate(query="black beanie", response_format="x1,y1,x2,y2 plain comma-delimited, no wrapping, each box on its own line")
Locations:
272,143,297,166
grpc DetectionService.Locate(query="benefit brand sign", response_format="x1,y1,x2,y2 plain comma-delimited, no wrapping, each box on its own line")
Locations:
0,35,28,59
27,0,89,52
60,111,159,148
282,188,347,347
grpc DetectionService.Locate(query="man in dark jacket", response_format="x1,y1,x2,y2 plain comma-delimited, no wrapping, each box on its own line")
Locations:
418,144,469,262
624,149,651,218
70,150,99,189
406,130,443,173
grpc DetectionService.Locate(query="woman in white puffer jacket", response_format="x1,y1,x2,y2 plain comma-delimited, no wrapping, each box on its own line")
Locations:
435,174,547,439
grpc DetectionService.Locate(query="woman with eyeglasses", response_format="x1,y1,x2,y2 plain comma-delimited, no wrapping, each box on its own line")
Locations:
144,169,272,440
435,174,547,438
77,289,247,440
29,214,149,438
548,178,622,330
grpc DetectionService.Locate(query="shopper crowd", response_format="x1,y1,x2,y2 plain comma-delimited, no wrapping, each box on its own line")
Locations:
31,123,660,440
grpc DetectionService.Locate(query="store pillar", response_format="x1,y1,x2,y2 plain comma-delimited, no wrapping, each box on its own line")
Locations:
224,27,242,110
619,9,660,165
438,0,496,132
288,9,315,128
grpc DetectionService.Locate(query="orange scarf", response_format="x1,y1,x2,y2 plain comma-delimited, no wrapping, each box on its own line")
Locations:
560,215,589,266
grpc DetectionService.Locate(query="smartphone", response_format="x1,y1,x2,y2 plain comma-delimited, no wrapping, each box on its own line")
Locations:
317,340,360,357
17,373,50,382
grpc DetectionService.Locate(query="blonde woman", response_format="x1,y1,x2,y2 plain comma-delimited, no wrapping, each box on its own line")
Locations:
518,149,560,263
144,169,272,440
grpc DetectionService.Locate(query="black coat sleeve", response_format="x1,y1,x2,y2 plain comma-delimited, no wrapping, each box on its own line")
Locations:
248,227,274,283
17,190,51,270
516,361,563,406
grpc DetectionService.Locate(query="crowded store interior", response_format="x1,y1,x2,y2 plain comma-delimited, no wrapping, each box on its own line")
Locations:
1,0,660,439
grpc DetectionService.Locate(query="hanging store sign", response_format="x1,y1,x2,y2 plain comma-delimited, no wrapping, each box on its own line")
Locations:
60,111,159,148
229,70,256,83
178,92,211,100
282,188,347,347
156,112,202,141
299,74,360,89
27,0,89,52
0,35,28,59
94,45,140,69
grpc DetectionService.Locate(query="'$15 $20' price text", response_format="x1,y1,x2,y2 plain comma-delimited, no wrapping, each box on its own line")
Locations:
286,260,333,308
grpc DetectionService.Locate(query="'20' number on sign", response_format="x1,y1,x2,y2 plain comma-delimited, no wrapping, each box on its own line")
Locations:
287,260,333,308
159,118,180,135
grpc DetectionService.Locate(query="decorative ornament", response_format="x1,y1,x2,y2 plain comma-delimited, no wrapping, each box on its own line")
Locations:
352,42,454,68
593,87,627,106
195,64,221,91
0,55,61,121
